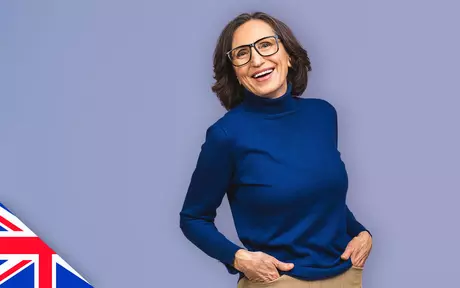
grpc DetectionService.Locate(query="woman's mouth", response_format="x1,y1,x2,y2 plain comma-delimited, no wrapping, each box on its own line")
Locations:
252,68,274,82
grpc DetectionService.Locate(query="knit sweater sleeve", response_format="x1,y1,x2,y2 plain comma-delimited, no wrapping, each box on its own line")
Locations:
179,123,243,274
325,99,372,238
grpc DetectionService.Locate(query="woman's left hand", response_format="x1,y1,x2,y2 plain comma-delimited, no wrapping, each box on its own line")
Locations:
340,231,373,268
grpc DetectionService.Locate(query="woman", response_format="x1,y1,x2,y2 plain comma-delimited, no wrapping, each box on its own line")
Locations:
179,11,373,288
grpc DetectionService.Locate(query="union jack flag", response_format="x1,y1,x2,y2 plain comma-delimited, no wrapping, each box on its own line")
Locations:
0,202,93,287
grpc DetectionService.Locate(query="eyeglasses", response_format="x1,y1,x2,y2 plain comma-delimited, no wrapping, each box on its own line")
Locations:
226,35,280,67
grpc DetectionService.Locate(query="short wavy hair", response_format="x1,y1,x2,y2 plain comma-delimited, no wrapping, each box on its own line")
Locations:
211,12,312,111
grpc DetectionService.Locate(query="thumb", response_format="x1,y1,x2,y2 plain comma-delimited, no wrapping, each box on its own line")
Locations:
341,245,353,260
274,260,295,271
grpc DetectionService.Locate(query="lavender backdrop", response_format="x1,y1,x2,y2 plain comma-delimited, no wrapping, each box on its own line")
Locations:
1,1,459,287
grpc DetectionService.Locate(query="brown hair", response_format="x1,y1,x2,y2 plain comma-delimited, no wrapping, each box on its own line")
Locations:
211,11,312,111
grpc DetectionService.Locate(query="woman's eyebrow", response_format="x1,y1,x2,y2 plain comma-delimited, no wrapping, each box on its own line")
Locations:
232,36,266,50
231,42,250,50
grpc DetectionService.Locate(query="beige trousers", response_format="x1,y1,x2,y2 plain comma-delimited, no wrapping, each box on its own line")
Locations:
237,266,363,288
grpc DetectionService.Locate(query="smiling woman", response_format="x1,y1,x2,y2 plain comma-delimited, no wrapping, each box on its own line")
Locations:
179,11,373,288
211,12,311,110
228,22,292,100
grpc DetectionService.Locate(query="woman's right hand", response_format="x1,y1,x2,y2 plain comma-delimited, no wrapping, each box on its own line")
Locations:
233,249,295,283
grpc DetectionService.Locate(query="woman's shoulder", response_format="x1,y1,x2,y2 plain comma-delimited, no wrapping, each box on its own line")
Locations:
214,104,248,126
297,97,339,122
202,105,249,142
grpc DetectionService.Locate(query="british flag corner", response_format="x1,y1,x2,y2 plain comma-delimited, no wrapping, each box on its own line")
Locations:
0,202,93,287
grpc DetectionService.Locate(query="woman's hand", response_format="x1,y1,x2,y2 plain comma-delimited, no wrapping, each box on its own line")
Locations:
341,231,373,267
233,249,294,283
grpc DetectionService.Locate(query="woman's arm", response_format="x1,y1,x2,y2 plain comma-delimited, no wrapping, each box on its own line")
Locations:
325,98,372,239
346,205,371,238
179,123,242,274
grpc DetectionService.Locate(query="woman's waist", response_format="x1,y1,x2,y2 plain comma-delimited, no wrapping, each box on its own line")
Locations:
241,231,351,264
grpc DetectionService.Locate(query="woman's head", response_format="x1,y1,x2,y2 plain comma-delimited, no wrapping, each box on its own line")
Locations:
212,12,312,110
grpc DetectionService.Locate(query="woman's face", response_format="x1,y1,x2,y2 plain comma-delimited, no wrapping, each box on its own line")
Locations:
231,19,291,98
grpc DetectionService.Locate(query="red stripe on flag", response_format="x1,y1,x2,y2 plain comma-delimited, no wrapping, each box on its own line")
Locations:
0,260,32,282
0,237,54,254
0,215,22,231
0,237,55,288
39,254,53,288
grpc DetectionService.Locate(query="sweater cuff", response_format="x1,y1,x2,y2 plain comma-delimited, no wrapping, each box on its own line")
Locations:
348,219,366,238
219,244,243,274
363,229,372,238
223,263,240,274
348,221,372,238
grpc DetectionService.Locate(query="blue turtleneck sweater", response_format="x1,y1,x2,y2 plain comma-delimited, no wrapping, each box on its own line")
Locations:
179,83,370,281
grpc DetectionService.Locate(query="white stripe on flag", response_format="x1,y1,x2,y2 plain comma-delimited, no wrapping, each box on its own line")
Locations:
0,257,35,285
0,206,36,236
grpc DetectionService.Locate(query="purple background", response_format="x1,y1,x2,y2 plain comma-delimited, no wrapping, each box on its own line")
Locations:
1,1,459,287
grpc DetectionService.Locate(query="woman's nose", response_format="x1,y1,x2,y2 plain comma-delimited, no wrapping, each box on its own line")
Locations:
250,47,264,66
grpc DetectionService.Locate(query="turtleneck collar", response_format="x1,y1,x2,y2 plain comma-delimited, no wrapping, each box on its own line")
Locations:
241,82,298,115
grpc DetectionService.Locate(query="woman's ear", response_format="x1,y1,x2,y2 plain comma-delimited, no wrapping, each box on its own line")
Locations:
288,57,292,68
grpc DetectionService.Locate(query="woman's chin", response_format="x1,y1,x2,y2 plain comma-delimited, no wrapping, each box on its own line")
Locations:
253,84,284,98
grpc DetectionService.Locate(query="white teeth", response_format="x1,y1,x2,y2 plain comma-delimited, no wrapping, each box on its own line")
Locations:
254,69,273,78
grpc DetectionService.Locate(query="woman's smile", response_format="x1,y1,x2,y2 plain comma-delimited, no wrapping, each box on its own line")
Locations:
251,67,275,83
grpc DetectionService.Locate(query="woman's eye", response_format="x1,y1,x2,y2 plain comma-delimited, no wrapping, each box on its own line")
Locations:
261,42,272,48
236,50,248,57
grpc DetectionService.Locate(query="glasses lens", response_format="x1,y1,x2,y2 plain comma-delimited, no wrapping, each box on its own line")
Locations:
230,46,251,66
256,37,278,56
229,36,279,66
